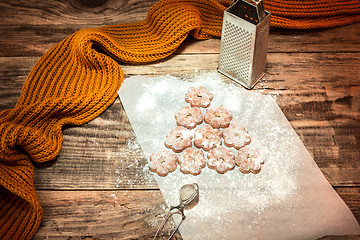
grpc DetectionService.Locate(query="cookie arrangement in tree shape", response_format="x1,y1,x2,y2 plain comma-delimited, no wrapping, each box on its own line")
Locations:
150,86,265,176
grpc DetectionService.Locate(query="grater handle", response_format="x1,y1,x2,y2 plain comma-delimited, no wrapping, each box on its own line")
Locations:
253,0,266,22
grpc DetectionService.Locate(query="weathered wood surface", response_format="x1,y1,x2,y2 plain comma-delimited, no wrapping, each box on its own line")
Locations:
33,189,359,240
1,52,359,187
35,190,183,240
1,23,360,57
0,0,359,239
0,0,359,57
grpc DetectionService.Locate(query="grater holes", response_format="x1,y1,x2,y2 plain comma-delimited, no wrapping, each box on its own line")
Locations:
253,20,270,77
219,21,252,81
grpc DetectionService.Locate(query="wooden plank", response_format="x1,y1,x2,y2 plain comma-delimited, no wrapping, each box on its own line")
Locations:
335,187,360,224
33,188,359,239
1,52,359,187
1,0,360,58
0,56,38,110
0,26,83,57
1,53,359,86
1,0,359,238
34,190,182,240
0,0,156,26
1,22,360,57
267,23,360,53
291,119,360,186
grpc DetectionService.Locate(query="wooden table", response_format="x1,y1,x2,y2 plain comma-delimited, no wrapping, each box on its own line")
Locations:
0,0,359,239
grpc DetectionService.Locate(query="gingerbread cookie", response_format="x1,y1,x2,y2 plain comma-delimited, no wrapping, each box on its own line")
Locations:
194,125,222,151
149,149,178,176
207,146,235,174
175,106,203,129
235,147,265,174
185,86,213,108
204,105,232,128
223,121,251,149
164,126,193,153
178,147,206,175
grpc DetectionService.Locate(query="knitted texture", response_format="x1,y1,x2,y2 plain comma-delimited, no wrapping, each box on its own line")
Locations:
0,0,359,239
265,0,360,29
0,0,226,238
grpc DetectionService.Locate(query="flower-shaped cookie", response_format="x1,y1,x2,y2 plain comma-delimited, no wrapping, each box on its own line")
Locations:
223,121,251,149
175,106,203,129
165,126,193,153
207,146,235,174
194,125,222,151
185,86,213,108
204,105,232,128
235,147,265,174
178,147,206,175
149,149,178,176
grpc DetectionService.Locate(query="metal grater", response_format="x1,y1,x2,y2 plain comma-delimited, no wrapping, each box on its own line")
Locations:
218,0,271,89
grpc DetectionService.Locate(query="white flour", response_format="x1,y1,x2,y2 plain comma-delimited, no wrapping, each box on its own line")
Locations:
118,72,360,239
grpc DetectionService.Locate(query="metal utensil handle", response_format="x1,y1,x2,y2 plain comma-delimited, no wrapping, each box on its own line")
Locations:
153,205,186,240
153,208,172,239
167,211,186,240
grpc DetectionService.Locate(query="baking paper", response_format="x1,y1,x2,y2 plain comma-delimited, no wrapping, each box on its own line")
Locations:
118,73,360,239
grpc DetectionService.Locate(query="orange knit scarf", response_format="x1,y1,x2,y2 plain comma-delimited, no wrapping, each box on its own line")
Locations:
0,0,359,239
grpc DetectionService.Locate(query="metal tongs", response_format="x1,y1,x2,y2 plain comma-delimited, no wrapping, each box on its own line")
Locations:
153,183,199,240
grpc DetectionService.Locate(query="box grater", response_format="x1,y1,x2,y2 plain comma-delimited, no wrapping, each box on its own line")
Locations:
218,0,271,89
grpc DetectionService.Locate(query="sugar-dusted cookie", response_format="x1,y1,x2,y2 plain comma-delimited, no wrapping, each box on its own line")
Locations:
207,146,235,174
235,147,265,174
149,149,178,176
204,105,232,128
223,121,251,150
175,106,203,129
164,126,193,153
185,86,213,108
178,147,206,175
194,125,222,151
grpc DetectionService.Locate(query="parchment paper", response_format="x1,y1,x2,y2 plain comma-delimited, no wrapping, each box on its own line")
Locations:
118,73,360,239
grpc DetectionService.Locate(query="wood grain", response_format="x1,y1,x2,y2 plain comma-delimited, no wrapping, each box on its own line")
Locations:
1,0,359,58
1,52,359,90
1,22,360,57
1,0,359,238
34,190,182,240
1,51,359,187
0,0,156,26
33,189,359,239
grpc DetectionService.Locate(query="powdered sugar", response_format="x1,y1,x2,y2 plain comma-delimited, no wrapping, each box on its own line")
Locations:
120,73,300,232
136,92,156,112
114,134,153,188
118,72,360,239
